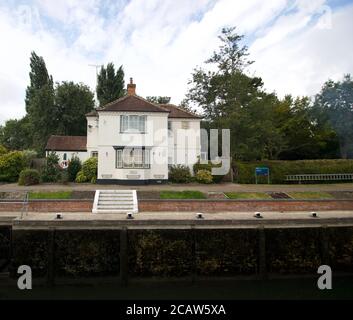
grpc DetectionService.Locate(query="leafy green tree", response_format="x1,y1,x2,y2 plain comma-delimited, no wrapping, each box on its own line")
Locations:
146,96,171,104
55,81,95,136
25,51,56,153
313,74,353,158
97,63,125,106
41,152,60,182
67,156,82,182
184,27,281,160
184,26,340,161
0,116,33,151
25,51,54,112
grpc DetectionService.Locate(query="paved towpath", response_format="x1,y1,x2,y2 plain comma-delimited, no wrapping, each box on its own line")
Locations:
2,211,353,229
0,182,353,193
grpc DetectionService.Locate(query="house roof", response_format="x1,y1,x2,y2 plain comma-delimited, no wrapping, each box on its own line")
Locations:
86,109,98,117
45,135,87,151
97,95,170,113
159,104,202,119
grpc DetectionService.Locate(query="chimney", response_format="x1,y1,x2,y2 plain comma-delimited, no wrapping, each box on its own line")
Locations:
127,77,136,95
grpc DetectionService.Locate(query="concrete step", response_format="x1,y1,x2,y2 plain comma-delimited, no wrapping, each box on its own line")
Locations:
92,190,138,214
98,201,134,205
97,204,134,208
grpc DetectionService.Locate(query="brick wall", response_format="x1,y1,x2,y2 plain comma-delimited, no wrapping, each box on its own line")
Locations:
0,200,92,212
1,199,353,213
138,199,353,212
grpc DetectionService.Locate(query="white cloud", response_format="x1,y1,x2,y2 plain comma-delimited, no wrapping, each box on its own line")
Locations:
0,0,352,125
249,2,353,97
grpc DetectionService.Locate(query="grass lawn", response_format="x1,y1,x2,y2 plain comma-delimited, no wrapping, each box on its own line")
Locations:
225,192,271,200
29,191,72,199
287,192,334,199
160,190,206,199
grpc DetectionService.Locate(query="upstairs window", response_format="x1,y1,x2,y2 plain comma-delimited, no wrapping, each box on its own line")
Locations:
181,121,189,129
120,115,146,133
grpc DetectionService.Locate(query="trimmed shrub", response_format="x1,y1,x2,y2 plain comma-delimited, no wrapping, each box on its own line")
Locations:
169,164,191,183
68,156,81,182
41,152,61,182
18,169,40,186
0,151,26,182
195,169,213,184
193,160,225,183
234,159,353,184
75,157,97,183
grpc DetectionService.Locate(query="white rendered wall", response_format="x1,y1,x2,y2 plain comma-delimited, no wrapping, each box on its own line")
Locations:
97,112,169,181
168,119,201,173
46,151,89,164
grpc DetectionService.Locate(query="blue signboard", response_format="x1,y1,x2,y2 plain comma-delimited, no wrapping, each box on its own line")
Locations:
255,167,270,184
255,167,269,176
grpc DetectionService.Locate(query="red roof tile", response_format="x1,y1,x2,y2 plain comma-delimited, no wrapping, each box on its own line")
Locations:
98,95,169,113
45,135,87,151
159,104,202,119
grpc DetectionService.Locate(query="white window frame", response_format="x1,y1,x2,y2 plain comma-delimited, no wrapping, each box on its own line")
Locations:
116,148,150,169
120,115,146,133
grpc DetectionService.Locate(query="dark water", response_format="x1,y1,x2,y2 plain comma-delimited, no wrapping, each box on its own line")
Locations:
1,276,353,300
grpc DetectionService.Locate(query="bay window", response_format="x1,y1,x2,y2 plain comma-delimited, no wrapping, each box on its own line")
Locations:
115,147,150,169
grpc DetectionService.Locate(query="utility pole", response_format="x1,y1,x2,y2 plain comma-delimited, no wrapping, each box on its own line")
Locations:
88,64,103,107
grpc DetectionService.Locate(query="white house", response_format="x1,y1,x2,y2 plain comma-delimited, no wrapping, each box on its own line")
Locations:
45,79,202,184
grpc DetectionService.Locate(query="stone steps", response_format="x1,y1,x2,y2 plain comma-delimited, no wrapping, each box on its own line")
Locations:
92,190,138,214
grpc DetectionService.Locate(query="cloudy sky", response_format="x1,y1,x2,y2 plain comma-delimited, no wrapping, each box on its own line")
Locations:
0,0,352,124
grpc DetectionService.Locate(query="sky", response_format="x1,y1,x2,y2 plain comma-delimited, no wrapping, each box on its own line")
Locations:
0,0,352,124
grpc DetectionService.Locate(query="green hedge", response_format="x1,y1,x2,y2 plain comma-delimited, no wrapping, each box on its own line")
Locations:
234,159,353,184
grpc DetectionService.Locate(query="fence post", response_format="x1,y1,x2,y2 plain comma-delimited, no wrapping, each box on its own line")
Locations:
47,228,55,286
120,227,128,287
258,226,267,279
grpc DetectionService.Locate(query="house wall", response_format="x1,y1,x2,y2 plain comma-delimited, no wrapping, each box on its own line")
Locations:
46,151,89,165
87,116,99,150
168,118,201,173
96,111,169,182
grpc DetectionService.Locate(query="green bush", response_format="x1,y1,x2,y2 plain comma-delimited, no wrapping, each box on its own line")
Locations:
0,145,8,156
75,157,97,183
193,160,225,183
18,169,40,186
0,151,26,182
41,152,61,182
195,169,213,184
75,170,87,183
234,159,353,184
169,164,191,183
22,149,37,167
68,156,81,182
